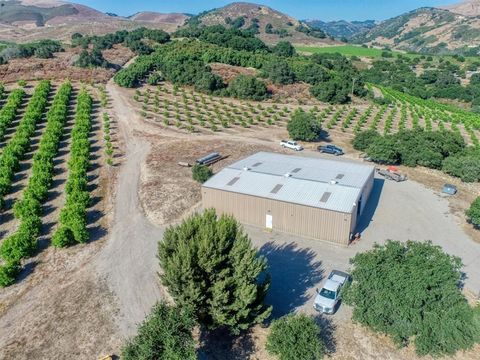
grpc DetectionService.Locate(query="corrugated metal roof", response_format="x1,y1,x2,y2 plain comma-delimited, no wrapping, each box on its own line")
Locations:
228,152,374,189
202,152,375,214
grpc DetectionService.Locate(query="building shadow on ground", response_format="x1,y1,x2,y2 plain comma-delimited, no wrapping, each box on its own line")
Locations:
355,178,385,234
259,241,324,319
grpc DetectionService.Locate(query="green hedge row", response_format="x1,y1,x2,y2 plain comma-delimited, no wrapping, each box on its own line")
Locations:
0,80,51,209
0,88,25,142
0,81,72,287
52,89,92,247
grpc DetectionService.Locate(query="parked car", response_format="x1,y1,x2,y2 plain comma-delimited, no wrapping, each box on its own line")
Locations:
280,140,303,151
442,183,457,195
313,270,351,314
318,144,344,156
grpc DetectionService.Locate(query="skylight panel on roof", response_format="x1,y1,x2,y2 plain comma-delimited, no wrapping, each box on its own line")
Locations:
336,174,345,179
292,168,302,173
320,192,332,203
270,184,283,194
252,162,263,167
227,177,240,186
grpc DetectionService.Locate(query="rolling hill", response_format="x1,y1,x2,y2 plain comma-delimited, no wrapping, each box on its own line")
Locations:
128,12,188,26
0,0,188,41
0,0,108,27
352,7,480,55
188,2,336,45
304,19,376,39
441,0,480,16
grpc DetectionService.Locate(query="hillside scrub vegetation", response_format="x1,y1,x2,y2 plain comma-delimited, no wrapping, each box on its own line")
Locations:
287,109,322,141
0,40,63,64
122,302,196,360
158,209,272,334
362,57,480,105
114,36,365,104
343,240,480,357
352,129,480,181
266,313,325,360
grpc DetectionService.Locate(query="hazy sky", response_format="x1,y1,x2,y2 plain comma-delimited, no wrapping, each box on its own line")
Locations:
73,0,461,21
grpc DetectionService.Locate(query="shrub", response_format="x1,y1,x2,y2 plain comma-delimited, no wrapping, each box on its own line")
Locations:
466,197,480,227
366,135,400,164
158,209,272,333
192,164,213,183
352,129,381,151
442,149,480,182
266,313,325,360
344,240,480,356
0,260,21,287
272,41,296,57
287,109,322,141
122,302,196,360
310,78,350,104
262,60,295,85
228,75,268,101
146,72,164,85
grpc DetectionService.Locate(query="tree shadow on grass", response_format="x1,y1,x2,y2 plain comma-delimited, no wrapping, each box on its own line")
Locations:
315,314,337,355
259,242,324,319
197,328,256,360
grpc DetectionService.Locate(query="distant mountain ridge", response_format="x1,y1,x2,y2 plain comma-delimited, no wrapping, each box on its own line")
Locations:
304,19,376,39
352,6,480,55
188,2,336,45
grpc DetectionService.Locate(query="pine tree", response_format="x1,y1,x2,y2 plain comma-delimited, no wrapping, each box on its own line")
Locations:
158,209,272,334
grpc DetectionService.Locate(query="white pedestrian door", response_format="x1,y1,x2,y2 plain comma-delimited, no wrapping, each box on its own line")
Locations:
266,214,273,229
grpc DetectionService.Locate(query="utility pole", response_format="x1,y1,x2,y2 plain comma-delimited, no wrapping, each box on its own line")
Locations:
351,77,357,98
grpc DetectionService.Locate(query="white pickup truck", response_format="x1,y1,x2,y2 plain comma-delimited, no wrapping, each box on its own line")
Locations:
280,140,303,151
313,270,351,314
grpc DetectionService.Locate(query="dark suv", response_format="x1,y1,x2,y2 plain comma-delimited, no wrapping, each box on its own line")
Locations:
318,145,344,156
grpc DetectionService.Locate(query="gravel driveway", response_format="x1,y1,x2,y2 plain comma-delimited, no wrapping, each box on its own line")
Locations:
247,173,480,318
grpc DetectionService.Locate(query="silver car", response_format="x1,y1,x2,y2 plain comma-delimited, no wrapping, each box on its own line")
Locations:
313,270,351,314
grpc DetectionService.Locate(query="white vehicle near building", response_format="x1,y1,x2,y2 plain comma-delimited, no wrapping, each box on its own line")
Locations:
313,270,351,314
280,140,303,151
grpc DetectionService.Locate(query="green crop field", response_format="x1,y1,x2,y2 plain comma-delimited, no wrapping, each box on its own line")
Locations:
295,45,409,58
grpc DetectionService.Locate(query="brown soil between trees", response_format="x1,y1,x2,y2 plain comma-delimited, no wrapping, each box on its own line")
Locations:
0,83,122,359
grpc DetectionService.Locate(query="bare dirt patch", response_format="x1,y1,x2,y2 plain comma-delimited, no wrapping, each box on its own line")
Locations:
0,45,134,84
210,62,258,83
140,135,291,226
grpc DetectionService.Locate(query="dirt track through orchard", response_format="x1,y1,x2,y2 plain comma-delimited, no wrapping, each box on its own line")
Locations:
95,80,166,337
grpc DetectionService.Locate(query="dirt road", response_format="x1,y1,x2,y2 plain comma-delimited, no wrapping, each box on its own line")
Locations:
95,81,166,337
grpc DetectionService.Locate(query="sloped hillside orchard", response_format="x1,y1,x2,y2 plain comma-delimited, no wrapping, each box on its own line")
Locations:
128,83,479,147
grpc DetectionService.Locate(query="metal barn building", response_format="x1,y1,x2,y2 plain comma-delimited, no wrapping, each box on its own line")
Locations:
201,152,375,245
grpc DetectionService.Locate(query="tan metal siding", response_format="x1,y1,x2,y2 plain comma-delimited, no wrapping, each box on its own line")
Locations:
202,187,352,245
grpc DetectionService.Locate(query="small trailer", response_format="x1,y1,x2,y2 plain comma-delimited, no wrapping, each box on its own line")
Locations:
376,166,407,182
196,152,226,166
